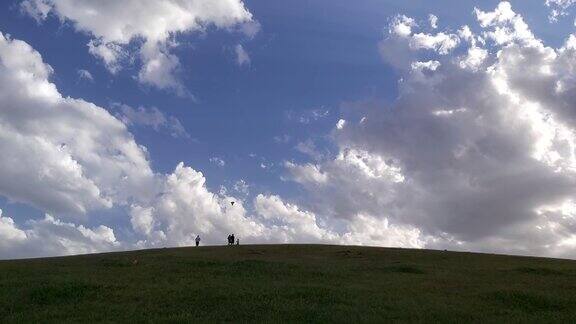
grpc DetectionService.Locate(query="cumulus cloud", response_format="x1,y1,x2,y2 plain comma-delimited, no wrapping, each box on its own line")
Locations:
129,163,266,247
379,14,459,69
341,214,424,248
0,209,120,259
253,195,423,247
284,1,576,258
253,194,338,243
21,0,257,93
475,2,538,46
128,167,418,249
410,32,460,54
285,161,328,185
0,211,27,244
0,32,155,216
114,104,190,139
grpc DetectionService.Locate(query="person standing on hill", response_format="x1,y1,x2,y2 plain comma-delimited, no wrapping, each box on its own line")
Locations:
195,235,201,247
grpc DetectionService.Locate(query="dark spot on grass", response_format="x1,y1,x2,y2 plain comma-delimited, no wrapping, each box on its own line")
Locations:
231,259,271,270
335,250,363,258
383,265,425,274
208,260,302,279
285,286,340,304
229,260,295,273
28,281,100,306
514,267,564,276
176,260,221,268
484,290,563,312
98,259,132,268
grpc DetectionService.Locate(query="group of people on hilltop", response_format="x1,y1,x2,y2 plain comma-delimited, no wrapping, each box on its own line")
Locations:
228,234,239,246
194,234,239,247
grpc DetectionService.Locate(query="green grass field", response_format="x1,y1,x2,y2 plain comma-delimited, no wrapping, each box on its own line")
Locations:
1,244,576,322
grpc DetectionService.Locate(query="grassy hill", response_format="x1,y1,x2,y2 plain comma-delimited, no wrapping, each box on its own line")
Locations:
1,244,576,322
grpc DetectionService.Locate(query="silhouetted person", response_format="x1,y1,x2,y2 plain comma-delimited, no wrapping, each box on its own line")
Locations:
231,234,235,246
236,238,239,246
195,235,201,247
227,234,232,245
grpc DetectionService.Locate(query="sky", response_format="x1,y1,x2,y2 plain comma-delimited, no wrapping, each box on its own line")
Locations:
2,0,576,259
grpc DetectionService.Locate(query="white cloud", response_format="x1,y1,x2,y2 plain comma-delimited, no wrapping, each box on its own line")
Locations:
138,41,185,95
129,205,156,237
87,40,127,74
209,157,226,167
254,194,338,243
129,163,266,247
233,179,250,197
295,139,325,161
429,14,438,29
77,69,93,81
239,20,261,39
410,32,459,54
285,161,328,185
114,104,190,139
411,60,441,72
20,0,51,23
459,46,488,71
252,195,424,247
260,162,272,170
474,2,538,46
380,14,460,69
234,44,251,67
0,210,120,259
341,214,424,248
129,172,425,248
0,32,155,216
390,15,416,38
0,211,27,243
22,0,258,93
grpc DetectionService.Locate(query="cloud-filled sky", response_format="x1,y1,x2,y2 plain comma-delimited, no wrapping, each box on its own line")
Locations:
2,0,576,259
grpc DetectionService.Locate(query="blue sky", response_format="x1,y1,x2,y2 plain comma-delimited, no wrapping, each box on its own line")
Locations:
2,0,576,258
1,0,565,192
0,0,403,224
